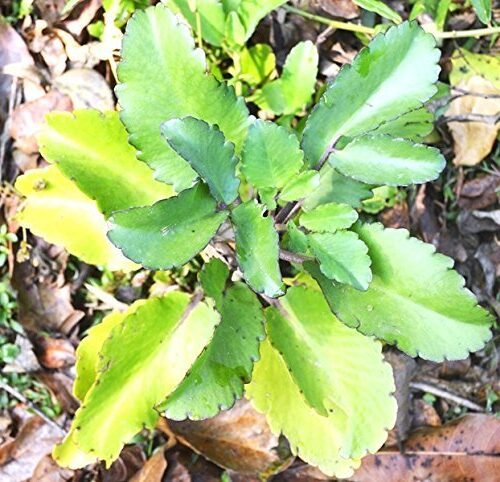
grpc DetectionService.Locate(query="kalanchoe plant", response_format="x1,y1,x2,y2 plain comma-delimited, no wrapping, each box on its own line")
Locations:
15,4,493,478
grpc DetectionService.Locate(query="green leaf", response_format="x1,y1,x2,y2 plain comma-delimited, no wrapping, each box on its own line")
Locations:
74,300,147,401
308,232,372,291
353,0,402,23
161,117,240,205
15,166,136,271
279,170,320,202
247,287,396,476
309,223,494,361
108,184,228,269
159,283,265,420
371,107,434,141
255,41,318,116
299,203,358,233
303,166,372,211
199,258,230,310
241,120,304,191
283,221,309,255
470,0,491,25
329,135,445,186
170,0,226,46
232,201,284,297
116,4,250,190
228,0,288,45
38,110,173,217
302,22,440,167
238,44,276,86
54,292,220,468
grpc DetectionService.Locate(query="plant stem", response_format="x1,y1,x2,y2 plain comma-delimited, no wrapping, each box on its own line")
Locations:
283,5,375,35
279,249,313,264
283,5,500,39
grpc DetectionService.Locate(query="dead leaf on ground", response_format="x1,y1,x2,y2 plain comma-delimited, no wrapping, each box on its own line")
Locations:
9,89,73,156
384,350,416,445
447,76,500,166
0,414,64,481
349,414,500,482
412,399,442,429
100,445,146,482
34,336,76,369
29,454,73,482
2,335,41,373
168,400,293,477
457,209,500,234
309,0,360,19
53,68,114,110
0,21,33,114
12,242,84,334
164,445,222,482
458,174,500,210
273,461,330,481
36,372,79,414
130,447,168,482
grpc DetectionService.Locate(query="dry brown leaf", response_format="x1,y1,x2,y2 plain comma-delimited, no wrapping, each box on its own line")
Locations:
29,454,73,482
130,447,168,482
100,445,146,482
309,0,360,19
53,68,114,110
168,400,293,477
458,174,500,210
0,415,64,481
447,76,500,166
12,242,84,334
34,336,76,369
349,414,500,481
36,372,79,414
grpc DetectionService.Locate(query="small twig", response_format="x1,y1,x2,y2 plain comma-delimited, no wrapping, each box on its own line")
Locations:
0,381,66,432
283,5,500,39
438,112,500,126
451,87,500,100
279,249,313,264
85,283,128,311
410,381,485,412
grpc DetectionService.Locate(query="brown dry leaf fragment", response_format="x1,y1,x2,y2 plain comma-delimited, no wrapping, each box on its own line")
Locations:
64,0,103,36
9,89,73,155
0,21,33,113
53,68,114,110
349,414,500,482
447,76,500,166
100,445,146,482
457,209,500,234
384,350,416,446
164,446,222,481
168,400,293,477
412,399,442,429
458,174,500,210
273,461,330,481
35,0,67,26
29,454,74,482
379,201,410,229
130,447,168,482
0,415,64,481
37,372,79,414
34,336,76,369
2,335,41,373
310,0,360,19
12,243,84,334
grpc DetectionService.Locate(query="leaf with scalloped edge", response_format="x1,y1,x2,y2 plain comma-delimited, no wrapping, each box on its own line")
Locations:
116,4,250,190
108,184,228,269
225,0,288,45
246,289,396,476
328,135,445,186
161,117,239,205
73,300,146,401
299,203,358,233
53,292,220,469
354,0,402,23
303,166,372,211
279,170,320,203
15,166,136,271
38,110,173,217
199,258,230,310
159,282,265,420
241,119,304,191
371,107,434,141
232,201,284,297
308,223,494,361
302,21,440,167
169,0,226,46
255,41,318,116
308,232,372,291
